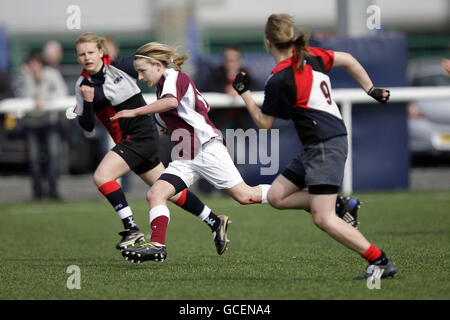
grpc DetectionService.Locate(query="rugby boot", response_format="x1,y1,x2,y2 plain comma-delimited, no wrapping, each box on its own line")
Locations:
212,214,231,255
122,242,167,263
116,229,145,250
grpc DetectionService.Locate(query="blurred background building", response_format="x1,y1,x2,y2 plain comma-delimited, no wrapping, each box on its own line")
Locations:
1,0,448,84
0,0,449,197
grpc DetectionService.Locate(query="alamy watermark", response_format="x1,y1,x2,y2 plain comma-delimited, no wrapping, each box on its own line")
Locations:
66,5,81,30
226,128,279,176
66,265,81,290
168,128,280,176
366,266,382,290
366,5,381,30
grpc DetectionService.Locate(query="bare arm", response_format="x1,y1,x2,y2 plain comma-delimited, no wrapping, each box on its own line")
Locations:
110,96,178,121
240,91,276,130
333,51,390,103
333,51,373,93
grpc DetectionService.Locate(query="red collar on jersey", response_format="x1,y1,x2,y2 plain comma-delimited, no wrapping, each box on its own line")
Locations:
271,49,298,74
80,54,112,79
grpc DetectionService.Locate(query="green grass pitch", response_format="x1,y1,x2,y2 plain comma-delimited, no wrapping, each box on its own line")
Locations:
0,190,449,300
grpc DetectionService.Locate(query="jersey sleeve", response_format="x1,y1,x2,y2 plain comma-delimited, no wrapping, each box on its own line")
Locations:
74,78,96,131
111,56,138,79
159,70,191,104
160,72,178,100
308,47,335,72
261,74,288,119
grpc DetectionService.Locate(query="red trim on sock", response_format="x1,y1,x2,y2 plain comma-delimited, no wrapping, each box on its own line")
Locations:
174,189,188,206
361,244,382,262
150,216,169,245
98,180,121,195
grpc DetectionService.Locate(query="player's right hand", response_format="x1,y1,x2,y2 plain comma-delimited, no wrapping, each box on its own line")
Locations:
110,109,137,121
80,85,95,102
232,72,250,95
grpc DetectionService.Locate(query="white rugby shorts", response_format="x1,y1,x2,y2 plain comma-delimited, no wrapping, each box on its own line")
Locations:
163,139,243,190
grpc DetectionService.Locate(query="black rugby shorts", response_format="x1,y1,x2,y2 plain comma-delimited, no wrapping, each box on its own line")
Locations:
112,132,161,174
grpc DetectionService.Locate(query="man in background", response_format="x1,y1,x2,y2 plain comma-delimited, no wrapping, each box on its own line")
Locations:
19,51,68,200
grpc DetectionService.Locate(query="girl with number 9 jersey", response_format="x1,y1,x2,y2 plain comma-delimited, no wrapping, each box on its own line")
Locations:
233,14,396,279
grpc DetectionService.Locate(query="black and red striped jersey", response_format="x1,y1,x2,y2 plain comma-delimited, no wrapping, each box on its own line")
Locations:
261,47,347,145
74,55,156,145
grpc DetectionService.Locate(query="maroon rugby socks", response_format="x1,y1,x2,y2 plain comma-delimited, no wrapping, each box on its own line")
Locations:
149,205,170,245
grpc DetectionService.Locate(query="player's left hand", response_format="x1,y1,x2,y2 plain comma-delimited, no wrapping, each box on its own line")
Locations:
368,86,390,104
110,109,137,121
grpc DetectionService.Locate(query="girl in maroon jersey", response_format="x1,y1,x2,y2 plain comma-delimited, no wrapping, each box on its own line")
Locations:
110,42,271,263
233,14,397,279
73,32,232,255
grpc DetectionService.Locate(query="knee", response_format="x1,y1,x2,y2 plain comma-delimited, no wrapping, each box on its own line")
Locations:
267,190,284,209
146,188,157,203
312,213,333,231
92,171,102,187
146,187,166,206
92,169,106,187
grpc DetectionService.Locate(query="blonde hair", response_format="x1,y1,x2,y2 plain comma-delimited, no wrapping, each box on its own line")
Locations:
75,32,108,55
135,42,188,72
265,14,309,69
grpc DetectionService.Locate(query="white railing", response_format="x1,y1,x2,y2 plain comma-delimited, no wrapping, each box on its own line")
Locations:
1,86,449,194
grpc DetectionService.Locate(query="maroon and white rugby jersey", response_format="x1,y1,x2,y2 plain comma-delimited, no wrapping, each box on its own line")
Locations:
156,68,222,158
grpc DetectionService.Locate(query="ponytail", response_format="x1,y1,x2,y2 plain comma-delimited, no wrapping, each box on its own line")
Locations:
292,31,309,70
172,54,189,72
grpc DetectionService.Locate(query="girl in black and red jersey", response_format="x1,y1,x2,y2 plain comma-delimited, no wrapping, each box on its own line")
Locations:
233,14,397,279
72,32,231,255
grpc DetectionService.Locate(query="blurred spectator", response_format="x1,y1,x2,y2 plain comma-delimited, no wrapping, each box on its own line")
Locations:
43,40,63,70
0,69,13,100
207,45,259,96
205,45,260,131
0,70,16,153
105,36,119,60
19,50,68,200
442,58,450,75
0,70,15,130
